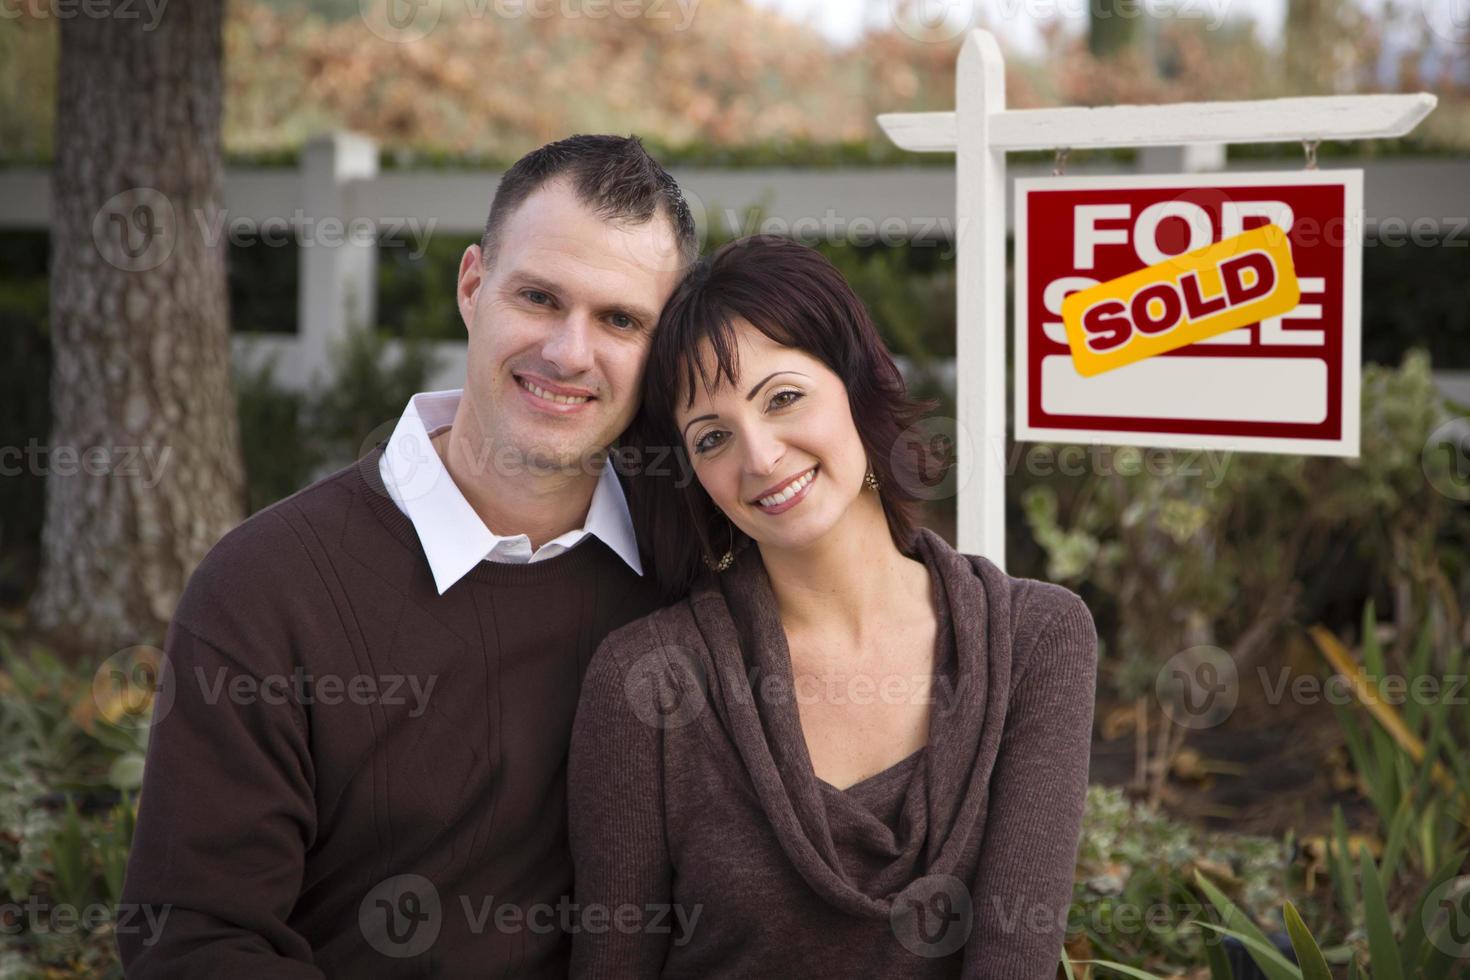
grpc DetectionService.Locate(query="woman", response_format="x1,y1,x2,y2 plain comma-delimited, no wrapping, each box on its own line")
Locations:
568,236,1097,978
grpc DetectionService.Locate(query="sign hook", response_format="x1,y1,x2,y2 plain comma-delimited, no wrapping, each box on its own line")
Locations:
1053,146,1071,176
1302,139,1320,171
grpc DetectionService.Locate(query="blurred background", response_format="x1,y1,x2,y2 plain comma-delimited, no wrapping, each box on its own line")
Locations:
1,0,1469,976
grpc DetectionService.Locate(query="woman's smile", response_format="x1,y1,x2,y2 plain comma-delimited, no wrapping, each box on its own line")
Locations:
750,464,818,515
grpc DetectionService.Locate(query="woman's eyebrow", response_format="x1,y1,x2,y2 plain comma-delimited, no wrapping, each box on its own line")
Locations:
680,414,716,439
680,371,813,439
745,371,810,400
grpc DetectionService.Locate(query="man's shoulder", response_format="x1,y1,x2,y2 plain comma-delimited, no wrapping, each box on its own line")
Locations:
171,457,381,654
197,458,366,577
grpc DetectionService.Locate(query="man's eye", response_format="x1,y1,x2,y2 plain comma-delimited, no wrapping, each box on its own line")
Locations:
523,289,552,306
608,312,636,330
693,431,726,454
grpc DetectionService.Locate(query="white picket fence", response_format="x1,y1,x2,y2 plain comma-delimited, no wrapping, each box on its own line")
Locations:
1,131,1467,398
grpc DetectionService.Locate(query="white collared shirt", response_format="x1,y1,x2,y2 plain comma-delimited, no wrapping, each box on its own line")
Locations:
378,389,643,594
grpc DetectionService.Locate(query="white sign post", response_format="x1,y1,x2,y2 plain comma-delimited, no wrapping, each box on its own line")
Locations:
877,30,1437,571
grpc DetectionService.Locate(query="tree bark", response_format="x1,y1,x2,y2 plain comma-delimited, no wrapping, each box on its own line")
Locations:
1088,0,1143,60
31,0,243,653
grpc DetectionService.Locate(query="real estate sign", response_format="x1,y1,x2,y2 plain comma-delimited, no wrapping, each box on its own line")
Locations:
1015,171,1364,456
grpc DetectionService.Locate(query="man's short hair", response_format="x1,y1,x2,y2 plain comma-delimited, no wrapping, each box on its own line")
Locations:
481,134,698,269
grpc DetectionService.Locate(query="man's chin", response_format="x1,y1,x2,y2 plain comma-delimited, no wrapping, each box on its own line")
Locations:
511,437,615,480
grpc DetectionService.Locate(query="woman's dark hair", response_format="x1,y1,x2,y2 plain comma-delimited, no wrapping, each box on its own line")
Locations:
619,235,949,601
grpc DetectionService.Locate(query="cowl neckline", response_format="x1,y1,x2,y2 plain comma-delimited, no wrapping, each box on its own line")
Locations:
685,526,1018,919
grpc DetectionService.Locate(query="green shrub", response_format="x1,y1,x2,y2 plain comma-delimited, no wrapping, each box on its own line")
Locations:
235,325,441,513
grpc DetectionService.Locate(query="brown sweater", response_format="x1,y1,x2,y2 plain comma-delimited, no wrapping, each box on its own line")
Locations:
567,527,1098,979
120,445,664,979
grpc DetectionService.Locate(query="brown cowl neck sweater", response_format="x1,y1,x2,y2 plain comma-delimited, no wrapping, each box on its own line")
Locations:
120,444,664,979
567,526,1098,979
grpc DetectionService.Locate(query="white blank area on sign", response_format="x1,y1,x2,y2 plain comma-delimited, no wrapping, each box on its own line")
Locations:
1040,355,1328,424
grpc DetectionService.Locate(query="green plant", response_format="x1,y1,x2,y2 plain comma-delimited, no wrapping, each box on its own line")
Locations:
1310,600,1470,899
308,323,441,469
235,323,441,513
1021,351,1470,804
1066,785,1300,972
0,640,144,979
1071,854,1470,979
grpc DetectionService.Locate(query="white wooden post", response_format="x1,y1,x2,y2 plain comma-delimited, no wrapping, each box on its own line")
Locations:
956,32,1009,569
296,132,378,388
877,30,1437,570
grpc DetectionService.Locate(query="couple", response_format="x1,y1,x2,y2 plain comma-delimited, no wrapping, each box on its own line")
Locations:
119,134,1097,979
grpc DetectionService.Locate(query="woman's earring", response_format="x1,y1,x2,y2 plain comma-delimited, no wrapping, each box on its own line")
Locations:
703,520,736,572
864,466,880,492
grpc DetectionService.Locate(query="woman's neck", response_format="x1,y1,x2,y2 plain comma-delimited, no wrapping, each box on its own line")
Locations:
756,496,929,651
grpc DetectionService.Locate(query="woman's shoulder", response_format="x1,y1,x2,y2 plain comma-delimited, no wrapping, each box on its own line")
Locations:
959,550,1096,660
587,593,707,683
578,595,711,739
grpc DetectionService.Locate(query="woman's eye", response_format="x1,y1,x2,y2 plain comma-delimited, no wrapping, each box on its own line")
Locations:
608,312,635,330
693,431,726,454
770,390,803,409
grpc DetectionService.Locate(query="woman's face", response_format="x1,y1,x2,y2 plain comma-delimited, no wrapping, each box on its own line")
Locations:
673,318,872,553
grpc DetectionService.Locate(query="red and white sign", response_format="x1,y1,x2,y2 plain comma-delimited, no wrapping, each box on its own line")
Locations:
1014,171,1363,456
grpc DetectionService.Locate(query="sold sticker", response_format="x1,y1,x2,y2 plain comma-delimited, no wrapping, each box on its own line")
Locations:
1060,224,1300,377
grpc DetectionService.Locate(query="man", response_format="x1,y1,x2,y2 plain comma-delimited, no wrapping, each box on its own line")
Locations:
120,135,697,978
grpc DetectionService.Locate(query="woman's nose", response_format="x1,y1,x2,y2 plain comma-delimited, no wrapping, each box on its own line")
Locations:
741,425,784,478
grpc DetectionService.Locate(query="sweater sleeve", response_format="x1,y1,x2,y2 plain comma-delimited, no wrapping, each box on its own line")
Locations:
118,621,323,979
567,627,680,979
962,587,1098,980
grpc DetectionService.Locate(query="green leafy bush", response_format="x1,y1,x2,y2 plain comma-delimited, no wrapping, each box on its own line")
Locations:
235,325,441,514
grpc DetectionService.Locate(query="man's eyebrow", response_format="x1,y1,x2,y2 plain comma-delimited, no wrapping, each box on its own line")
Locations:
504,272,563,296
505,272,656,326
680,371,811,440
599,300,658,327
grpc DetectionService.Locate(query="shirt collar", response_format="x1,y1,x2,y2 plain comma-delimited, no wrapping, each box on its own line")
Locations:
378,389,643,594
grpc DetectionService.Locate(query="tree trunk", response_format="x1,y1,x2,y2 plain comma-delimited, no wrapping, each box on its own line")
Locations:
1088,0,1142,60
31,0,243,653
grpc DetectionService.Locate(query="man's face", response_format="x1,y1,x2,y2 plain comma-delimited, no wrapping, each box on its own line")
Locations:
455,177,683,476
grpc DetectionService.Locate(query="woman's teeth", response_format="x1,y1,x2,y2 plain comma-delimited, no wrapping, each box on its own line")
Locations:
757,468,816,507
519,377,590,404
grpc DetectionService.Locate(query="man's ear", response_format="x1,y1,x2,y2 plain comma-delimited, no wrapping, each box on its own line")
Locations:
457,244,485,334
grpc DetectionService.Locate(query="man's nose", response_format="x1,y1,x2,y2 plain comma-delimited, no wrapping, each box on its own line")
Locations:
541,312,595,377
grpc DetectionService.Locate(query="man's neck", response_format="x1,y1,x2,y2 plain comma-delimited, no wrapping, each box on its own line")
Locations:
434,413,601,552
